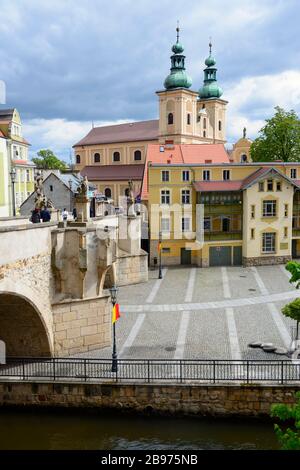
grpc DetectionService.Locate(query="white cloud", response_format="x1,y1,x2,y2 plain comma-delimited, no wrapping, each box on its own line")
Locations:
226,70,300,142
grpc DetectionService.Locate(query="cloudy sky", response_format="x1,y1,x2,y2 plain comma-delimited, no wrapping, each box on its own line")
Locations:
0,0,300,162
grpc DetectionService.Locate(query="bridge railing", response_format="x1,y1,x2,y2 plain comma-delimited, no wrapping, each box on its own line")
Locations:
0,357,300,384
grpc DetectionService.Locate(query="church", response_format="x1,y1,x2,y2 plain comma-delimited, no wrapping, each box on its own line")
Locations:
73,26,251,203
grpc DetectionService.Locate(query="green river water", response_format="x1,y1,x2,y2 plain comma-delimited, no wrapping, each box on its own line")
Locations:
0,408,279,450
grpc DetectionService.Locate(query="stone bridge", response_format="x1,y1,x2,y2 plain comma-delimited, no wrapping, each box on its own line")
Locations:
0,215,147,358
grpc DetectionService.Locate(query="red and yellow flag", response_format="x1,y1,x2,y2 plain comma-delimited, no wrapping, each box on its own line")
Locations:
112,303,120,323
157,241,162,253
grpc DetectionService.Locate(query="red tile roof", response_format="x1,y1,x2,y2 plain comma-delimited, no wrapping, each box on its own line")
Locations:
73,120,159,147
80,164,145,181
13,159,35,166
193,180,243,192
141,143,230,199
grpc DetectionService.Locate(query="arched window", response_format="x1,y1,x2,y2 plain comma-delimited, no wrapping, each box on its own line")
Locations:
187,113,191,125
76,154,81,164
134,150,142,161
168,113,173,125
203,118,207,129
94,153,100,163
203,131,206,138
113,151,120,162
240,154,247,163
105,187,112,198
218,120,222,131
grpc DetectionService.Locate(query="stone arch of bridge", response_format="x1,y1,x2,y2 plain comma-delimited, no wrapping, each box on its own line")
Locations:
0,290,53,357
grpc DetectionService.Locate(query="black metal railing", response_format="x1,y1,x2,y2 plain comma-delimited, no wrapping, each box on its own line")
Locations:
0,357,300,384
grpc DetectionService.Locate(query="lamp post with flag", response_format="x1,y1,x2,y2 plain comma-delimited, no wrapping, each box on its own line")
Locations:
110,285,120,373
158,230,162,279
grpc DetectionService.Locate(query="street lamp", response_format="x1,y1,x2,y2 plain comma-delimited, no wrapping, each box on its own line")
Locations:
10,167,16,217
109,285,118,373
158,230,162,279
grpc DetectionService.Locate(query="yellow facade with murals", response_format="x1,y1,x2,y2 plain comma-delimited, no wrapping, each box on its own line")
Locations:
148,162,300,267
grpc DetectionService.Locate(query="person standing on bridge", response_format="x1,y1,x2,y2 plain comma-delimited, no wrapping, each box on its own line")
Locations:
40,206,51,223
30,208,41,224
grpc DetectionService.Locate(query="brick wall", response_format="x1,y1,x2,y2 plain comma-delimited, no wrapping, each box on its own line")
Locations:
0,381,299,417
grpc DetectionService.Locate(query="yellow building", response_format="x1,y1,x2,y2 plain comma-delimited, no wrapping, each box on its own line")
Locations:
147,160,300,267
0,108,35,215
73,29,230,202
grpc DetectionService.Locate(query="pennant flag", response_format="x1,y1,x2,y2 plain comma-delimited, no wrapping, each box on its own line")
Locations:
112,303,120,323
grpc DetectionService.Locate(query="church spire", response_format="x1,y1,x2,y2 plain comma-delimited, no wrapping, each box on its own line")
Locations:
198,41,223,99
163,24,192,90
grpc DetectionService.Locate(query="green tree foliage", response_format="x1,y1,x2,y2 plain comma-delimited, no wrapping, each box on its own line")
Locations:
286,261,300,288
270,392,300,450
32,149,67,170
281,297,300,340
250,106,300,162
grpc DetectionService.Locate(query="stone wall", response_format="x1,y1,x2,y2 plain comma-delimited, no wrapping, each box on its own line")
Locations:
106,250,148,287
243,255,292,267
52,295,111,356
0,381,299,417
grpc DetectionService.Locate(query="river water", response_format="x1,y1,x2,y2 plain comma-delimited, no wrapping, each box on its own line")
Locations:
0,408,278,450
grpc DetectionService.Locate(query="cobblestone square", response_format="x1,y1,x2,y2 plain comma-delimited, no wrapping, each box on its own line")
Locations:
77,264,298,361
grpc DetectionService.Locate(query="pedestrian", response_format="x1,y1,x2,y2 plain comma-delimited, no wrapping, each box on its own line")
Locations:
30,208,41,224
72,207,77,220
62,208,68,222
40,206,51,223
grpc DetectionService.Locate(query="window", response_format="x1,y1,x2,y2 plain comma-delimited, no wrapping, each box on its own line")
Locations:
125,188,130,197
267,179,273,191
223,170,230,181
240,154,247,163
21,171,25,182
105,188,112,198
262,232,276,253
263,200,276,217
284,227,288,238
203,217,211,231
134,150,142,161
258,181,264,192
203,170,210,181
26,169,30,182
276,181,282,191
218,120,222,131
284,204,288,217
168,113,173,125
76,155,81,164
222,216,230,232
161,190,170,204
161,170,169,182
161,217,170,232
50,185,53,192
182,170,190,181
251,228,255,239
162,247,171,253
181,189,190,204
203,118,207,129
251,205,255,219
291,168,297,179
113,151,120,162
187,113,191,125
182,217,190,232
203,131,206,138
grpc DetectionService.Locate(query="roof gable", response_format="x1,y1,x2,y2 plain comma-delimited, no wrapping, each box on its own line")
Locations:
242,167,299,189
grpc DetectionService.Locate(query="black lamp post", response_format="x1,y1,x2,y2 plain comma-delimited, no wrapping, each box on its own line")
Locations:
10,167,16,217
109,285,118,373
158,230,162,279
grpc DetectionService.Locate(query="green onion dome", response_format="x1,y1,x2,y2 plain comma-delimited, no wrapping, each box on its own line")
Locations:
198,42,223,99
164,26,192,90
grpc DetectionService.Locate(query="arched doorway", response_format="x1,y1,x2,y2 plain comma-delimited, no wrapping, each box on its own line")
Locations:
0,293,52,357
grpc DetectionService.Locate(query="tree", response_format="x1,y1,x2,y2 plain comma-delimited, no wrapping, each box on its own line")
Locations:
250,106,300,162
282,298,300,342
270,392,300,450
32,149,67,170
286,261,300,289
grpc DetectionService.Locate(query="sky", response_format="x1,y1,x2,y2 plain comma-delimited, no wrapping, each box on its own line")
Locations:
0,0,300,162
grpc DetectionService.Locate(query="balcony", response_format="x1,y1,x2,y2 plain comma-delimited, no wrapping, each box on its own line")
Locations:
204,230,242,241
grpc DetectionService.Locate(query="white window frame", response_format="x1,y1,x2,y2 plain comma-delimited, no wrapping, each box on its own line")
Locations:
160,189,171,205
182,170,190,182
181,189,190,205
263,200,276,217
161,217,170,233
223,170,230,181
203,170,210,181
291,168,297,179
182,217,191,232
161,170,169,182
262,232,276,254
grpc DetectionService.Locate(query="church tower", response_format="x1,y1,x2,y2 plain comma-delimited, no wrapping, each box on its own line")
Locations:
156,25,200,144
197,42,228,143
